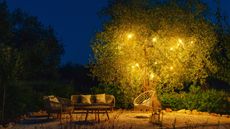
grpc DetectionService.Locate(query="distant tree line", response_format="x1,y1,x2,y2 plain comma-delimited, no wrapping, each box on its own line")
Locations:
0,1,95,122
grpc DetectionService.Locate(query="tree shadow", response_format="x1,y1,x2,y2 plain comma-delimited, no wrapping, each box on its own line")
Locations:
71,120,98,126
18,116,57,125
173,123,230,129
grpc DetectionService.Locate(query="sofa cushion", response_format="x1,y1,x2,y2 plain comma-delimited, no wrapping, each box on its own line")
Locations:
81,95,91,104
106,95,114,104
95,94,106,104
48,95,59,103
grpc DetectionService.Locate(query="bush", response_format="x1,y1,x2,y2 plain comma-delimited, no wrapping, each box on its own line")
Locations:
1,80,74,121
160,85,230,114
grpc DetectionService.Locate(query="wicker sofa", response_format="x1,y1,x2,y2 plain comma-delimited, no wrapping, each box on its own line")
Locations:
71,94,115,109
71,94,115,121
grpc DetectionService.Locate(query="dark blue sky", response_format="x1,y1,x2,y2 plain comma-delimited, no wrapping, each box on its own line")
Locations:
7,0,108,65
7,0,230,65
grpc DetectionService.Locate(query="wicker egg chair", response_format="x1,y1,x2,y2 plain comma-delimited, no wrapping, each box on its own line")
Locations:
133,90,155,111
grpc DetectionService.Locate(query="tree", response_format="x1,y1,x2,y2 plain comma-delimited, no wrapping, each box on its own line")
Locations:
11,9,64,80
0,1,64,120
211,0,230,87
59,63,98,93
90,0,218,105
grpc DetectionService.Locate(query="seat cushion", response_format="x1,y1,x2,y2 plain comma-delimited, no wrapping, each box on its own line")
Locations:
106,95,114,104
48,95,59,103
95,94,106,104
81,95,92,104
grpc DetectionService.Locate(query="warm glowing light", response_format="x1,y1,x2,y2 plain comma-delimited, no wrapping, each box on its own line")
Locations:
131,63,139,69
150,73,155,80
170,47,174,51
117,46,121,50
170,66,173,70
127,33,134,39
154,62,157,65
177,38,184,47
178,39,183,43
152,37,157,42
191,41,194,44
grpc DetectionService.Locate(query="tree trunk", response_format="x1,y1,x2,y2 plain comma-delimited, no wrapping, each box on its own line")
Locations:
152,86,161,112
1,84,6,121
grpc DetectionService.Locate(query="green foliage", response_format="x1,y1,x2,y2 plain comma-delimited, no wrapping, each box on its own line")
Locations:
23,81,75,98
59,63,98,93
160,85,230,114
90,0,219,108
0,1,64,121
2,81,74,120
4,82,37,119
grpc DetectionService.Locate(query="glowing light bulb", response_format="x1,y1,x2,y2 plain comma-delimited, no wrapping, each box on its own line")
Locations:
131,63,139,69
152,37,157,42
127,33,133,39
150,73,155,80
178,39,183,43
117,46,121,50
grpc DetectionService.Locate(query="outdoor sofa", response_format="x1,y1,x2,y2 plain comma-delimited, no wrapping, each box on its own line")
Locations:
71,94,115,121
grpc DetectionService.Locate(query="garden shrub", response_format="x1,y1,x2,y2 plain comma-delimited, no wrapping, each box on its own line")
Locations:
1,80,75,120
160,85,230,114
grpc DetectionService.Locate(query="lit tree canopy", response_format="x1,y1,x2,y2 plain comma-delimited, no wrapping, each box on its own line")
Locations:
91,0,218,94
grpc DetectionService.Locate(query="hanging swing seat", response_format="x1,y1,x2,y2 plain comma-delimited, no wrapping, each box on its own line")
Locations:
133,90,155,111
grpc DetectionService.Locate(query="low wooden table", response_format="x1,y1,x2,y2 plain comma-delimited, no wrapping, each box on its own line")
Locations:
83,106,111,122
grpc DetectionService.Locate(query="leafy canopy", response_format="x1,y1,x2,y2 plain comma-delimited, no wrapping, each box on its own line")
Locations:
91,0,218,94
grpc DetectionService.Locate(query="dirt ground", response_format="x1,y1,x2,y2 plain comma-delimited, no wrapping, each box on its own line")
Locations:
11,110,230,129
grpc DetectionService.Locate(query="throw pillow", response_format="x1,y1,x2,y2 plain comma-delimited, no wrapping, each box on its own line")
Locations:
95,94,106,104
106,96,114,104
81,95,91,104
48,95,59,103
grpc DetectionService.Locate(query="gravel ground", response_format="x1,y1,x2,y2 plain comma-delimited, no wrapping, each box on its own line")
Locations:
9,110,230,129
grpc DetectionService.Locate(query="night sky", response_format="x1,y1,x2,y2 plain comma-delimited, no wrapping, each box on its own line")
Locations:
6,0,230,65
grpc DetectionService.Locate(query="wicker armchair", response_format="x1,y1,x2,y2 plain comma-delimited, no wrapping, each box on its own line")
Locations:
43,95,74,121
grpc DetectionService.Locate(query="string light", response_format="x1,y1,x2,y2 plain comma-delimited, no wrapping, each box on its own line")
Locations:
178,38,183,43
152,37,157,42
131,63,139,69
177,38,184,47
150,73,155,80
127,33,134,39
